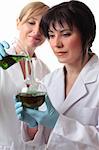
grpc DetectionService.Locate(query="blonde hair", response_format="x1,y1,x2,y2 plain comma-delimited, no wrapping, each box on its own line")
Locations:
18,2,49,23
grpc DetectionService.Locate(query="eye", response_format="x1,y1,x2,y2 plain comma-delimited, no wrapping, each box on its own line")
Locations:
62,32,71,37
28,21,36,25
27,18,36,25
48,32,55,38
49,34,55,38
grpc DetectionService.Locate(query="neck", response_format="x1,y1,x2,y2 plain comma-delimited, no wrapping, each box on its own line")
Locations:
15,44,35,57
65,52,92,77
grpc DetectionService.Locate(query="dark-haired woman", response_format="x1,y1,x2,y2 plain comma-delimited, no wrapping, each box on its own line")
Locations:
15,1,99,149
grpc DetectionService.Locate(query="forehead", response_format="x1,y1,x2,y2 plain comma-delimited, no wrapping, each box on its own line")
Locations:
27,13,42,21
21,10,43,23
49,22,70,31
25,5,48,18
49,22,80,35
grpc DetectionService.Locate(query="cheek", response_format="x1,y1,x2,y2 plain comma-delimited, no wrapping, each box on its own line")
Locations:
19,27,28,40
19,30,25,41
19,24,29,33
67,36,82,50
49,40,55,49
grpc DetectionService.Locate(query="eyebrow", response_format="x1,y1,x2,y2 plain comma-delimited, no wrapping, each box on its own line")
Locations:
28,16,38,20
48,28,71,33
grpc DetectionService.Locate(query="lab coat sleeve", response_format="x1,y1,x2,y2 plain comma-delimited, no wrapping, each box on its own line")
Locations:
47,114,99,149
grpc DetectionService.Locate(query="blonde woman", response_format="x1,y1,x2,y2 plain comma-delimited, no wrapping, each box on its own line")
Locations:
0,2,49,150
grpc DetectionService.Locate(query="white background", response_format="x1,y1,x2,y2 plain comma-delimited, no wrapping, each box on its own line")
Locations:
0,0,99,71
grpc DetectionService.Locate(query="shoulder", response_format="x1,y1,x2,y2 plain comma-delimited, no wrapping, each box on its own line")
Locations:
31,58,49,70
89,54,99,72
31,58,50,80
84,54,99,72
82,54,99,83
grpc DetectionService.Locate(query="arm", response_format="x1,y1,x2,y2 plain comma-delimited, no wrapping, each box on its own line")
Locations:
27,126,38,140
23,123,38,141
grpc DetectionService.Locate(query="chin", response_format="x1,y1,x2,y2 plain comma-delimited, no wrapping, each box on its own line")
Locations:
31,42,42,48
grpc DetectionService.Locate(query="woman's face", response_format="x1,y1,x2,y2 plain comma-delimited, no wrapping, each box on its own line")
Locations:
48,22,83,65
17,12,46,51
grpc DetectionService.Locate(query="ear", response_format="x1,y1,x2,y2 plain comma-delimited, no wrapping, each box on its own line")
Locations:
16,18,21,30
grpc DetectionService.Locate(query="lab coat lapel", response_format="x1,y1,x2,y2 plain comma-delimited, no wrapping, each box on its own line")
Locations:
59,55,99,114
59,76,87,114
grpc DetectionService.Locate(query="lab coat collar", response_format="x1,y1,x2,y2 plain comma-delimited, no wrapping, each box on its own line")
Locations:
81,54,99,84
59,54,99,114
59,74,87,114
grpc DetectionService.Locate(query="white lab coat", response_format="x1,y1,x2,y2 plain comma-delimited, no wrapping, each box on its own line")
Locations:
0,48,50,150
33,54,99,150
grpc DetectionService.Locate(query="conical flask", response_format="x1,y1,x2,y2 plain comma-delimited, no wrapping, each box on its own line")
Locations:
16,57,47,108
0,54,29,69
0,40,30,70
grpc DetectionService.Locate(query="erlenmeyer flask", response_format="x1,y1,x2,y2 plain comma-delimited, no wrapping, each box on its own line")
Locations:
16,57,47,108
0,41,29,69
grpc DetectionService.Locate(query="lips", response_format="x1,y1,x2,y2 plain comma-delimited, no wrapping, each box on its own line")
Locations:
28,36,41,44
30,34,41,40
34,36,41,41
56,51,67,56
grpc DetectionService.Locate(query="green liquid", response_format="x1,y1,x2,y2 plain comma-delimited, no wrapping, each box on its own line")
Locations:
16,91,45,108
0,55,29,69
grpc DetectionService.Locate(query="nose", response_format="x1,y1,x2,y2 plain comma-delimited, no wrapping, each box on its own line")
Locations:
56,41,63,48
32,24,41,36
55,37,63,48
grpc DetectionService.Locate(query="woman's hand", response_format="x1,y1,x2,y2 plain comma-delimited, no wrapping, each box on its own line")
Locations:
0,41,9,60
25,95,59,128
15,100,38,128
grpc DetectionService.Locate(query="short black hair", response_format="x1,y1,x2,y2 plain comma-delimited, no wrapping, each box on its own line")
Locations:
40,0,96,58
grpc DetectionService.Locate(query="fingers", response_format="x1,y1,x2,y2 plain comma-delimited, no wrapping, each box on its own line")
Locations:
26,108,43,120
45,95,53,110
0,41,9,60
15,101,22,109
0,44,6,59
26,108,38,115
13,96,18,103
15,102,23,119
1,41,10,49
